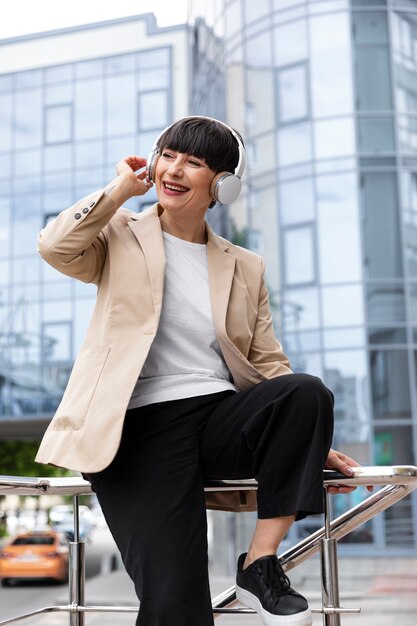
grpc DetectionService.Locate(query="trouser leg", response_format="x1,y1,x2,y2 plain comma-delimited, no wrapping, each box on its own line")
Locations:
87,395,223,626
200,373,334,519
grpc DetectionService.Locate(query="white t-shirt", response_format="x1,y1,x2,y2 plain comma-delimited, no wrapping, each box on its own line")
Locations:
127,231,236,410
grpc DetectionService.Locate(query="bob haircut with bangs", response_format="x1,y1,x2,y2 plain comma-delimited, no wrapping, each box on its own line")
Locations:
157,117,242,177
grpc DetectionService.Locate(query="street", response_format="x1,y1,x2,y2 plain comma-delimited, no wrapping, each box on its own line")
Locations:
1,526,417,626
0,527,125,623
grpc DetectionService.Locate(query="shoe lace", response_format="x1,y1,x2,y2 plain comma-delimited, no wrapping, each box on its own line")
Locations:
253,558,291,599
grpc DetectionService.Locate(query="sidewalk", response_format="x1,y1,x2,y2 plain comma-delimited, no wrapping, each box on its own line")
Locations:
16,556,417,625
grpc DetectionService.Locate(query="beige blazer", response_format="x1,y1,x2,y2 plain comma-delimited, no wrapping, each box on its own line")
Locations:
35,188,291,480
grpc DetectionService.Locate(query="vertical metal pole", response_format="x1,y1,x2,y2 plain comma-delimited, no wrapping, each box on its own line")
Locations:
320,487,341,626
69,494,85,626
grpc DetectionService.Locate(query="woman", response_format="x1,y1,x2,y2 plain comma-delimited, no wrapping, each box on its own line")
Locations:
36,116,360,626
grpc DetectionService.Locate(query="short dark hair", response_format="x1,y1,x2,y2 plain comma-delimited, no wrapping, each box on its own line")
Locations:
157,116,242,175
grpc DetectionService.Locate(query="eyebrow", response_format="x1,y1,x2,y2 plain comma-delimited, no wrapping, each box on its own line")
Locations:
162,149,207,165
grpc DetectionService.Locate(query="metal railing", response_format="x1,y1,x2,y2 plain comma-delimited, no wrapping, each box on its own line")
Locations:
1,465,417,626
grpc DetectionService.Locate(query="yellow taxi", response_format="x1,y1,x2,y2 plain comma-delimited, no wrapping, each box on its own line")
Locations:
0,530,69,586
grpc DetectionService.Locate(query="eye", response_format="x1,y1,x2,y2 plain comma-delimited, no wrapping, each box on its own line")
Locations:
189,158,202,167
162,151,174,159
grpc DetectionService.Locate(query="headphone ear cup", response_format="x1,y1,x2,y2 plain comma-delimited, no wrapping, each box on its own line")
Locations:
146,150,159,183
209,172,226,202
210,171,242,205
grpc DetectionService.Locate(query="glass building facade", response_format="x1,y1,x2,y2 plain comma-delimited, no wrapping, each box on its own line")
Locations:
0,15,189,430
190,0,417,554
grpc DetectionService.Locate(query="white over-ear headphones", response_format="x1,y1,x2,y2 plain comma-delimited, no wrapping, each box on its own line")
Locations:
146,115,246,205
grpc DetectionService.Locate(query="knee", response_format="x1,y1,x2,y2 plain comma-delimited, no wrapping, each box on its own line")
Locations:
293,372,331,394
283,373,334,408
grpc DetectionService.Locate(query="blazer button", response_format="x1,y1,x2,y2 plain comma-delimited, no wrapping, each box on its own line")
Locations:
90,201,96,207
74,212,82,219
82,207,89,214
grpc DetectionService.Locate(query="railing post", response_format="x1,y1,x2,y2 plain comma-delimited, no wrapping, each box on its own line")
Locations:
69,494,85,626
320,487,341,626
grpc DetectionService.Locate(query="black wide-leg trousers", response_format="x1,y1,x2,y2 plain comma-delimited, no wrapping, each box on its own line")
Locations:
87,373,334,626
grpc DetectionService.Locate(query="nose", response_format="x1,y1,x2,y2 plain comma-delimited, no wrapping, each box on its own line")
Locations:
166,155,185,177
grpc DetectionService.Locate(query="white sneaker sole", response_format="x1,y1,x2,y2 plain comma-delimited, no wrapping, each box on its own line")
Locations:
236,585,312,626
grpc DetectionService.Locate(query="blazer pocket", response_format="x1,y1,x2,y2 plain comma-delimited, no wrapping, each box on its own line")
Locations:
52,346,111,431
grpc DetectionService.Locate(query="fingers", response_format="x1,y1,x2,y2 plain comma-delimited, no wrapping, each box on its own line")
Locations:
325,449,358,476
325,448,374,495
121,155,148,171
116,156,148,176
328,486,357,495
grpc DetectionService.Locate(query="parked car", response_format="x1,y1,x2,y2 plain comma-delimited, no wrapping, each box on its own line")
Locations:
50,515,91,542
49,504,94,541
0,530,69,586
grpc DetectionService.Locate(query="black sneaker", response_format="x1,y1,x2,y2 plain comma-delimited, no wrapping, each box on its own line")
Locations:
236,553,312,626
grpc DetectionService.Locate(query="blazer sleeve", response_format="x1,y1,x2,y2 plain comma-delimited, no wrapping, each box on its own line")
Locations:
37,188,119,285
247,258,292,377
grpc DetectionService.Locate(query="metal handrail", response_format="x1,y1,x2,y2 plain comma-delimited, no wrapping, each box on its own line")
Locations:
1,465,417,626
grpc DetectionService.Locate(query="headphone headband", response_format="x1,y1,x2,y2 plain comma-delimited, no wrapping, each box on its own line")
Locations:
146,115,246,205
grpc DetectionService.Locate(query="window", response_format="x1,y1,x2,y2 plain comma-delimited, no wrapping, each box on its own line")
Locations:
75,59,104,79
225,0,242,38
15,69,42,89
282,287,320,331
45,64,72,84
357,117,395,153
323,349,370,444
138,68,170,91
280,178,315,226
107,54,135,74
310,13,354,117
360,173,403,279
44,145,72,172
42,321,72,363
352,11,389,45
274,20,308,67
246,31,272,66
314,118,355,159
277,64,308,124
354,46,392,111
284,226,315,285
106,75,136,136
138,91,168,131
75,79,104,140
321,285,365,327
45,104,72,144
277,123,312,166
0,93,12,151
75,140,104,168
15,89,42,149
317,173,361,283
45,83,72,106
138,48,170,69
370,350,411,420
366,284,405,325
244,0,270,23
12,193,41,257
14,149,42,175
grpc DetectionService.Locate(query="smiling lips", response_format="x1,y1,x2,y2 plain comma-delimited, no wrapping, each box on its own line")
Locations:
162,181,190,195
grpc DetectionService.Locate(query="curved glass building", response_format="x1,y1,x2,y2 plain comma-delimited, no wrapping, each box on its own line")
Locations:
190,0,417,553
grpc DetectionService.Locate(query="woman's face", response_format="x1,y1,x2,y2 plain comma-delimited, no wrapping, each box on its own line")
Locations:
154,147,217,216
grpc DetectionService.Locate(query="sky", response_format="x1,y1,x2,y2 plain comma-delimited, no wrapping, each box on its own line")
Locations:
0,0,189,40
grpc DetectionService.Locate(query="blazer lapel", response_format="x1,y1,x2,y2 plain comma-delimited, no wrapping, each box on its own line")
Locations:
127,210,236,341
128,205,166,318
206,224,236,340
